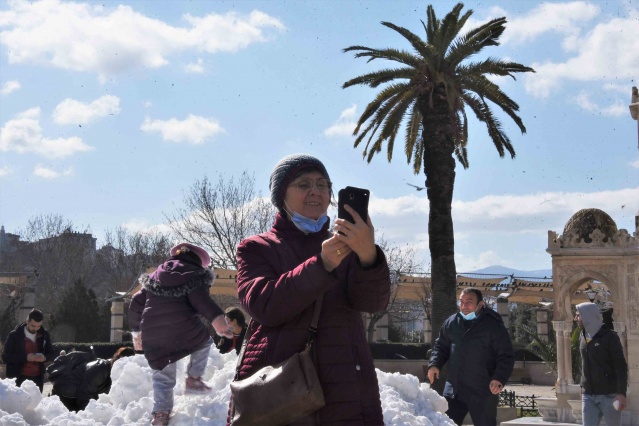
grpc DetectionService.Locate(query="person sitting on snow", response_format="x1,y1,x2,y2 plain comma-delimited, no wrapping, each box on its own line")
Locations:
48,346,135,411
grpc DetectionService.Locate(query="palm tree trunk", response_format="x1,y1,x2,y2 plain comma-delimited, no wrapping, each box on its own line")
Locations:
419,90,458,347
419,90,458,395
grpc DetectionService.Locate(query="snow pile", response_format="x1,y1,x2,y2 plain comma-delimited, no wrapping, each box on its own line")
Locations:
0,349,454,425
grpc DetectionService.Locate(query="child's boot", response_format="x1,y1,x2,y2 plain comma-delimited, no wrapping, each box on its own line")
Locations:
185,375,212,395
151,411,170,425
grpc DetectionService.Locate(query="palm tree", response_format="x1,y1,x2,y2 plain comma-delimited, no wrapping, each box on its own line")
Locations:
343,3,534,346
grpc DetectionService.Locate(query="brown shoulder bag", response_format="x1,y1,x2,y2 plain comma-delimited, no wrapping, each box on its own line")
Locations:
230,295,325,425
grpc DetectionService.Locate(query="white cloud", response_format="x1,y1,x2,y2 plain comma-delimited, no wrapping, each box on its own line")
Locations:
450,188,638,223
524,10,639,98
370,193,429,217
497,2,599,45
185,58,204,74
370,187,639,271
140,114,225,144
324,104,357,137
603,83,635,95
0,107,94,158
0,0,285,81
52,95,121,125
0,166,13,177
122,218,174,237
0,80,21,95
33,164,74,179
630,159,639,169
574,91,628,117
184,10,285,52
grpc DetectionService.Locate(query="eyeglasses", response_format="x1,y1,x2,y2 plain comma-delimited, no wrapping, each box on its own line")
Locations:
289,178,332,192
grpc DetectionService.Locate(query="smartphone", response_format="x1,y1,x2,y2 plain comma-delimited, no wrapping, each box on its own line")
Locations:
338,186,370,224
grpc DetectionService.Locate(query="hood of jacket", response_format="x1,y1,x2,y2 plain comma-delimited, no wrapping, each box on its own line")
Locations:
139,261,214,297
576,302,603,340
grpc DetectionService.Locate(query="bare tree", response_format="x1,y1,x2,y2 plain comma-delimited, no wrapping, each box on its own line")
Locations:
416,275,433,342
366,236,420,342
18,214,96,310
95,227,172,295
165,172,275,269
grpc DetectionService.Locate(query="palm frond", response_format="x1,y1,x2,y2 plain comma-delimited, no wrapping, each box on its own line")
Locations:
356,88,411,158
343,67,416,89
412,133,424,175
459,59,535,80
381,21,434,59
437,3,466,57
481,99,516,158
462,76,527,134
378,94,416,162
354,83,411,133
425,5,439,43
404,104,422,166
343,46,422,68
362,90,415,162
453,108,469,168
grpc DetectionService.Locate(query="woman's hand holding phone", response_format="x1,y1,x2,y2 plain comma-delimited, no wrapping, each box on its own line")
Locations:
334,204,377,267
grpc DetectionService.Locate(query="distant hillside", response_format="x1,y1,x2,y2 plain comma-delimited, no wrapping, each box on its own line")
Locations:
468,265,552,279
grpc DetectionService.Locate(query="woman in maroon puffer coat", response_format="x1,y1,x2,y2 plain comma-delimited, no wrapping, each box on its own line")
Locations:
229,154,391,425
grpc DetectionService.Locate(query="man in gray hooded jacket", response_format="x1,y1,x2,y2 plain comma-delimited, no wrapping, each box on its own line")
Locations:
575,302,628,426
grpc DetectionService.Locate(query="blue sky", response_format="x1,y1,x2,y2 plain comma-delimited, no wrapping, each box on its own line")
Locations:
1,0,637,272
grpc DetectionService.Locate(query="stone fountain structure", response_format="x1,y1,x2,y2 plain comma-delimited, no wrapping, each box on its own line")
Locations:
504,207,639,426
547,207,639,424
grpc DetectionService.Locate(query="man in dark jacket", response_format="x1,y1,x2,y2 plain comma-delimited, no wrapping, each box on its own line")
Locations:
427,288,514,426
575,302,627,426
2,308,54,392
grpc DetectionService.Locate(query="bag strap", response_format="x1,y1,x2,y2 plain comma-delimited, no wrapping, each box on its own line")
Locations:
306,294,324,349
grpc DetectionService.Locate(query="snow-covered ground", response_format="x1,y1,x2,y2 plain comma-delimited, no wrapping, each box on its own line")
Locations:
0,349,455,425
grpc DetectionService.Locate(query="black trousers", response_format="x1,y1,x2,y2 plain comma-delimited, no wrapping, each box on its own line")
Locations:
446,394,498,426
16,374,44,392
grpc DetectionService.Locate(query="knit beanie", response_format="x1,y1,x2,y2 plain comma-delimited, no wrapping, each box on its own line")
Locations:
269,154,330,210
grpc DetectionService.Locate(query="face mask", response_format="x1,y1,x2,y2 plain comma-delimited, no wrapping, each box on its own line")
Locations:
291,211,329,233
460,302,482,321
460,311,476,321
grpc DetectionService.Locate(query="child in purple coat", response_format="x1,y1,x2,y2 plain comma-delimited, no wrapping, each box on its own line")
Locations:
129,242,232,426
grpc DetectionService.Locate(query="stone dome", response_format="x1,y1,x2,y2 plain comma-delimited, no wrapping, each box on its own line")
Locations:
563,208,618,243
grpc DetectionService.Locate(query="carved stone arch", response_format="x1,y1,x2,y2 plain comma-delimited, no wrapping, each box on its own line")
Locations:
555,268,617,321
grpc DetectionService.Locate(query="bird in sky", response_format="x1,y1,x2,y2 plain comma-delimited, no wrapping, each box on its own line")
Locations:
406,183,425,191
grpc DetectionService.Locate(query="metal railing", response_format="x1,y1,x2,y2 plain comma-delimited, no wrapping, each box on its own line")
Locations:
499,390,539,417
